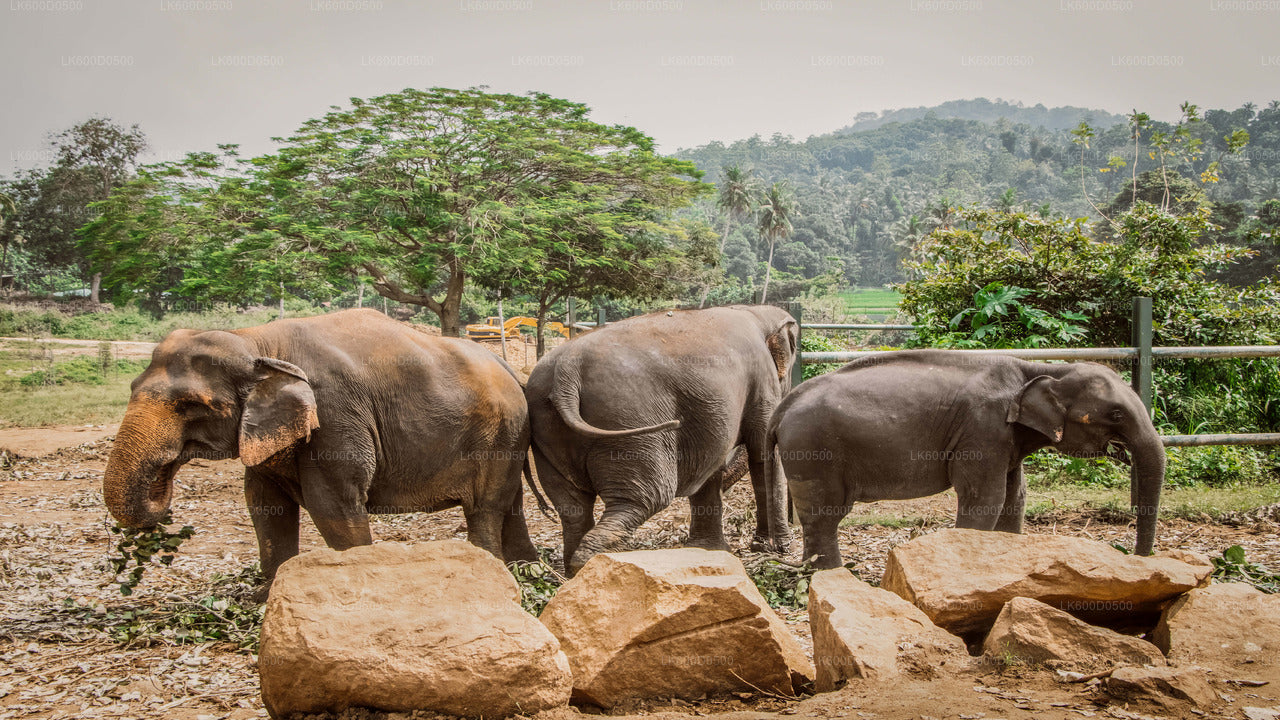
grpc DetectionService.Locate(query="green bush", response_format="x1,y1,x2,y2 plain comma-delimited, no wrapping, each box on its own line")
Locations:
799,332,844,379
18,356,149,387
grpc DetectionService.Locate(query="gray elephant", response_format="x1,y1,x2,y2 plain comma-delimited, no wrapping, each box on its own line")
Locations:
526,305,798,574
103,309,538,593
768,350,1166,568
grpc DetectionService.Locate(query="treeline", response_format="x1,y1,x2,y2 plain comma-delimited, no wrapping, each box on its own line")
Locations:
677,98,1280,288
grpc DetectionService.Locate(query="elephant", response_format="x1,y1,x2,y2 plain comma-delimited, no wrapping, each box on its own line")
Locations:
103,309,539,594
525,305,799,575
768,350,1166,568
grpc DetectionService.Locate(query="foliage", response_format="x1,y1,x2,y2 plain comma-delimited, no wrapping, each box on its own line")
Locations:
85,88,711,333
799,333,844,380
742,555,819,609
1212,545,1279,593
17,356,147,387
1,118,147,296
1025,445,1277,489
76,565,266,649
509,560,565,616
943,282,1088,348
108,512,195,595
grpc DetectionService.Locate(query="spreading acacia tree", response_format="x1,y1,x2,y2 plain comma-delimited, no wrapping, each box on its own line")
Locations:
87,88,711,332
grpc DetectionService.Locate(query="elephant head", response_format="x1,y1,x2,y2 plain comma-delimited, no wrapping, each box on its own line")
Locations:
1007,363,1166,554
103,329,319,529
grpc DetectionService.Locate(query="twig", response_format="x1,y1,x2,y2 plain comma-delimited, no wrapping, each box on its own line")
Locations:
1062,667,1117,683
728,670,799,701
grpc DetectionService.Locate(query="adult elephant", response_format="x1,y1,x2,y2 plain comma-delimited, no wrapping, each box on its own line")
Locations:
103,309,538,594
769,350,1166,568
526,305,798,575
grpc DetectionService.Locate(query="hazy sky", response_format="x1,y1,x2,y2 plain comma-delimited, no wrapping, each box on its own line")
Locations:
3,0,1278,174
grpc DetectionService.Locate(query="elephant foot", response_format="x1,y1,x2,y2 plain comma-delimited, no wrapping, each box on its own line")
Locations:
749,533,791,555
250,582,272,604
684,536,730,552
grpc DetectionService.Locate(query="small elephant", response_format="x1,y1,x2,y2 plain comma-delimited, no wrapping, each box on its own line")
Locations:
768,350,1166,568
526,305,798,575
103,309,538,592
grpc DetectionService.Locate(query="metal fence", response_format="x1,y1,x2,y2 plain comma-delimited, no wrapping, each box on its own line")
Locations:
790,297,1280,449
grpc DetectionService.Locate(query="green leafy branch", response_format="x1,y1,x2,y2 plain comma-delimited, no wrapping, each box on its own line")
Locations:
108,511,195,595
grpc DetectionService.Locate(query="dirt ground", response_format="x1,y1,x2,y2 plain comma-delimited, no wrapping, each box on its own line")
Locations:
1,429,1278,720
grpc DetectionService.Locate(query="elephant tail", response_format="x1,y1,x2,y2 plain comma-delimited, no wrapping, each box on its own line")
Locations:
550,355,680,438
523,451,554,519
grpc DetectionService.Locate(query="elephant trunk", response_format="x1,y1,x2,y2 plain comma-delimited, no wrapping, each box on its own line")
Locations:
103,403,183,529
1128,427,1167,556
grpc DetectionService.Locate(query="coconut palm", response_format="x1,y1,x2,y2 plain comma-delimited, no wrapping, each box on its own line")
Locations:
716,165,759,253
758,182,795,303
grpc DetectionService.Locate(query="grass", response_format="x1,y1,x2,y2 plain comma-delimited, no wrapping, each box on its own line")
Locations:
837,287,902,313
839,512,932,529
0,346,140,427
1024,483,1280,520
0,304,330,342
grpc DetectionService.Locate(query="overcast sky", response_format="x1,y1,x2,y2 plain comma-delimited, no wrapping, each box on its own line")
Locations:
3,0,1278,174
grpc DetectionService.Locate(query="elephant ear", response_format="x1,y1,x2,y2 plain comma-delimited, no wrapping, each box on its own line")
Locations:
1007,375,1066,442
766,318,799,382
239,358,320,467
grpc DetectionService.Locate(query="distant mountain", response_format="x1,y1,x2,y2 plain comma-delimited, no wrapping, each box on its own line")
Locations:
835,98,1129,134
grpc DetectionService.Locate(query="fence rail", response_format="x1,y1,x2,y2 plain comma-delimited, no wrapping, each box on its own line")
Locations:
791,297,1280,449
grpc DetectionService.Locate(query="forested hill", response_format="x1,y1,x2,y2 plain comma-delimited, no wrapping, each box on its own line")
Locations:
676,99,1280,289
833,98,1128,134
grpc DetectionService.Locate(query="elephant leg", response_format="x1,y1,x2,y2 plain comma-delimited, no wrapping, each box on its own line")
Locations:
531,445,595,574
460,504,505,559
951,457,1005,531
994,465,1027,533
244,470,300,593
686,478,729,551
298,452,374,551
568,501,650,576
501,487,539,563
746,433,791,552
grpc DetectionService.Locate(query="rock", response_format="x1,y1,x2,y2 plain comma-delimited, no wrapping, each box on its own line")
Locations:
1243,708,1280,720
258,540,571,719
808,568,967,691
881,529,1212,636
1103,666,1218,710
982,597,1165,668
1152,581,1280,667
539,548,813,708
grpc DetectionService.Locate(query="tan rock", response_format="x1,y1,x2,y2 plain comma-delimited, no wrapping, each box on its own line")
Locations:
258,540,571,719
808,568,967,691
982,597,1165,668
539,548,814,708
1104,666,1219,710
881,529,1212,635
1152,581,1280,667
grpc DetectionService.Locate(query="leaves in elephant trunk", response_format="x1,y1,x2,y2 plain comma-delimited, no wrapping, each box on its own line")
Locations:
108,510,195,596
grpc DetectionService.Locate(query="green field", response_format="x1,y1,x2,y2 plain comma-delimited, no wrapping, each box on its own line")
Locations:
838,288,902,313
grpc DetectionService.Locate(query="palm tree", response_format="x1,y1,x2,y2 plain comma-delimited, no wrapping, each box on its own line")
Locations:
715,165,758,253
757,182,794,303
700,165,759,307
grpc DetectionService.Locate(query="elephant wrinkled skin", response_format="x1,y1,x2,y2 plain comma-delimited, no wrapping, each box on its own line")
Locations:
526,305,798,575
769,351,1166,568
102,309,538,594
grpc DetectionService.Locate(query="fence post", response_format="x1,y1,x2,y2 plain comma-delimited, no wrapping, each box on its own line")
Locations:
1131,296,1153,416
597,306,606,328
566,297,576,339
789,302,804,389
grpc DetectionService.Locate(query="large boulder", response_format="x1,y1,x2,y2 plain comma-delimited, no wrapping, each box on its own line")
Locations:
881,529,1212,635
982,597,1165,668
258,540,571,719
1103,666,1219,711
539,549,814,708
808,568,967,691
1152,581,1280,667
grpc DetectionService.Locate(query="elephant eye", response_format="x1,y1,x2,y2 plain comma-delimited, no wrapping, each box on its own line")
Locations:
1109,409,1124,422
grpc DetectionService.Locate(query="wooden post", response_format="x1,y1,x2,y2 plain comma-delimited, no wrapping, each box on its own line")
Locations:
497,298,508,362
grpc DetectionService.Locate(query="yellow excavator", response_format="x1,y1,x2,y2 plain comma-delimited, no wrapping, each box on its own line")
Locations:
465,316,573,341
